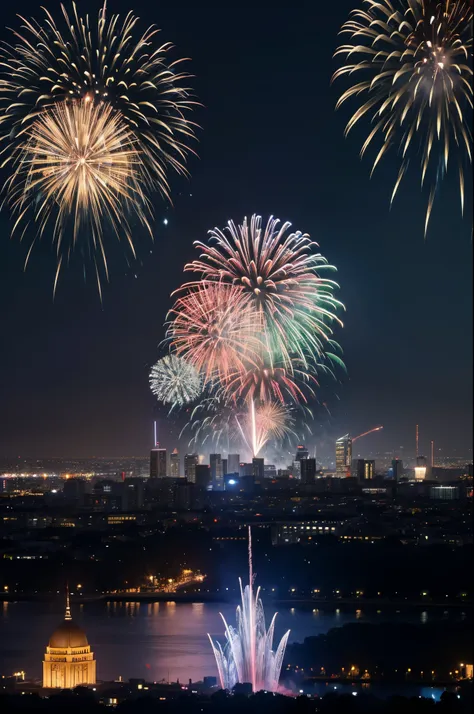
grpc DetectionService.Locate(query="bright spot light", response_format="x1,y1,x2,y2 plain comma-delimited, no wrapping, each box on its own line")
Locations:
163,218,168,225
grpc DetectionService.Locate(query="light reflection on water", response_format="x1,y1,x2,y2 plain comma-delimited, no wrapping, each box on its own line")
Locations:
0,601,467,685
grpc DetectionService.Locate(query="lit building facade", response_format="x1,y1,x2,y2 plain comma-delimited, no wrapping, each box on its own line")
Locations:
336,434,352,478
353,459,375,481
43,594,96,689
170,449,180,478
227,454,240,474
184,454,199,483
210,454,223,490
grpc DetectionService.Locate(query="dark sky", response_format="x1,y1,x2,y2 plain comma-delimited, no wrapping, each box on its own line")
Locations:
0,1,472,461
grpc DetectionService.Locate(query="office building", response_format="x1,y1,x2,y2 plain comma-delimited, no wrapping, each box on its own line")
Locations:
150,448,167,479
122,478,144,511
184,454,199,483
391,458,404,481
336,434,352,478
170,449,180,478
195,464,211,490
291,460,302,479
252,457,264,482
222,459,228,476
295,445,309,461
301,457,316,484
264,464,276,479
227,454,240,474
210,453,223,490
239,462,253,477
353,459,375,481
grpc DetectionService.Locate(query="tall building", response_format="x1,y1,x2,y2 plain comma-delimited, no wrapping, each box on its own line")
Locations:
43,592,96,688
301,457,316,484
227,454,240,474
264,464,276,479
415,455,428,481
222,459,228,476
210,453,223,491
336,434,352,478
170,449,180,478
353,459,375,481
252,457,264,482
122,478,144,511
391,458,404,481
295,445,309,461
184,454,199,483
150,448,167,479
291,460,302,479
195,464,211,489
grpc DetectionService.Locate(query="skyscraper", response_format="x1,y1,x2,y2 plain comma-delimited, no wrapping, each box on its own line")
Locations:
295,445,309,461
336,434,352,478
170,449,180,478
210,454,223,491
150,448,167,479
184,454,199,483
195,464,211,489
252,457,264,482
415,455,427,481
301,458,316,484
227,454,240,474
353,459,375,481
391,458,404,481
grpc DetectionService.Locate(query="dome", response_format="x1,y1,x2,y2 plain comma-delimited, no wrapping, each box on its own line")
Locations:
48,620,89,649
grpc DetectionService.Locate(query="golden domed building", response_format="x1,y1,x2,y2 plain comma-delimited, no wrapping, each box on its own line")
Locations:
43,592,96,689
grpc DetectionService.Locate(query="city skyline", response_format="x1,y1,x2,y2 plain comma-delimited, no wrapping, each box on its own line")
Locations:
0,0,472,459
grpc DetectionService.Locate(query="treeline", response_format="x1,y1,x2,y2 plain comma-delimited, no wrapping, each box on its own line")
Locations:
0,688,472,713
284,622,473,677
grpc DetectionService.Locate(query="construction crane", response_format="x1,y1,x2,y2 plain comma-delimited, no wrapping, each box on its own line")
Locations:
352,426,383,443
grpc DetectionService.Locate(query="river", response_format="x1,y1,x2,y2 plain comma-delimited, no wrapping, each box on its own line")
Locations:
0,600,469,686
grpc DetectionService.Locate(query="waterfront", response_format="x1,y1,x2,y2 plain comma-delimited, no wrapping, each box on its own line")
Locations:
0,600,470,684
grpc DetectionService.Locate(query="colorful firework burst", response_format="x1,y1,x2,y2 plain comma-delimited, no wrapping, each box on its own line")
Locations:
150,355,202,410
167,281,263,385
6,99,151,296
184,215,344,368
333,0,473,233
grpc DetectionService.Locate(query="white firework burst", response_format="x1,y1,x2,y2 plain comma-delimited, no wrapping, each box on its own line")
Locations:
150,355,202,409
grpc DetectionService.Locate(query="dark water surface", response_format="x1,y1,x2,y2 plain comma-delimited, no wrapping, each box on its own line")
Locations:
0,600,469,685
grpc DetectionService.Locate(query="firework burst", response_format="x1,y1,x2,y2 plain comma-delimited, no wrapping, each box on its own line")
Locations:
184,215,344,368
238,401,296,457
0,2,197,196
5,99,151,295
167,281,263,385
333,0,473,233
150,355,202,410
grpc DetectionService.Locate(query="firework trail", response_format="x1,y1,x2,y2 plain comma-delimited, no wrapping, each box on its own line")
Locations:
333,0,473,233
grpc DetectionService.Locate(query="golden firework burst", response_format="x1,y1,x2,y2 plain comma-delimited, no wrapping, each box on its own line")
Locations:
7,99,152,295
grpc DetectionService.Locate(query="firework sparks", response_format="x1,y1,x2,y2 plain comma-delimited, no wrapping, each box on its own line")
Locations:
5,99,151,296
150,355,202,410
0,2,197,196
238,401,296,457
184,215,344,368
167,281,263,385
333,0,473,233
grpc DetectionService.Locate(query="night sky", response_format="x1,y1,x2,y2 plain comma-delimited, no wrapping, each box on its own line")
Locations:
0,1,472,461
